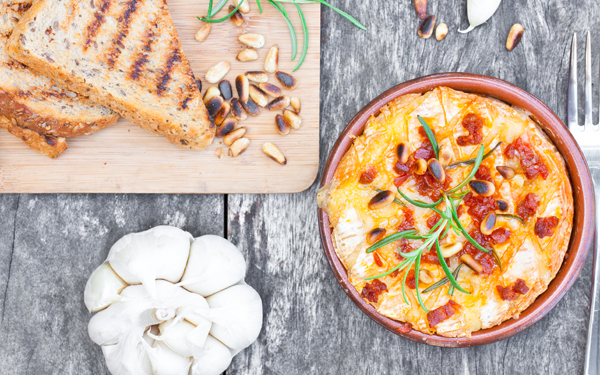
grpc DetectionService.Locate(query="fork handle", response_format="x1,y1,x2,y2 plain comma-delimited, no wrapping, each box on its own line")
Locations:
585,185,600,375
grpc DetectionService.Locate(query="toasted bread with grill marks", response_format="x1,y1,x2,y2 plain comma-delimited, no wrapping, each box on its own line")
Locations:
0,116,67,158
0,0,119,138
6,0,215,150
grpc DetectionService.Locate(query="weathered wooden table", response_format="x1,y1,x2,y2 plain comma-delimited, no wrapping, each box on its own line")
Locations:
0,0,597,373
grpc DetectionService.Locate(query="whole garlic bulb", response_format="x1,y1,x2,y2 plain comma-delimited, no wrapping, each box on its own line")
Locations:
85,226,263,375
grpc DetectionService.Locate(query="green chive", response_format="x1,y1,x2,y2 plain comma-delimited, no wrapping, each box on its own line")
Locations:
417,115,439,159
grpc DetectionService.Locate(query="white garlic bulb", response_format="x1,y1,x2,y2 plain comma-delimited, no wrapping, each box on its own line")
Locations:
85,227,263,375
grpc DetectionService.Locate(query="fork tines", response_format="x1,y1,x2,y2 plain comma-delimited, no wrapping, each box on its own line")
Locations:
569,31,600,132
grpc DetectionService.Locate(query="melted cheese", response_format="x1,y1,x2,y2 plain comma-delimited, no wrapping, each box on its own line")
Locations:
318,87,574,338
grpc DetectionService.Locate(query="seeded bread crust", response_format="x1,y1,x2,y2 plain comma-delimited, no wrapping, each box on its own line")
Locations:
0,0,119,138
6,0,215,150
0,116,67,158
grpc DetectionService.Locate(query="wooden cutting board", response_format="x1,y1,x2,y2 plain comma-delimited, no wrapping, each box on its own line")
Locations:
0,0,320,193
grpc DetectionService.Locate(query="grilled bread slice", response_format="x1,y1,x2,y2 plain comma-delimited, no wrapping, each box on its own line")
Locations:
6,0,215,150
0,116,67,158
0,0,119,138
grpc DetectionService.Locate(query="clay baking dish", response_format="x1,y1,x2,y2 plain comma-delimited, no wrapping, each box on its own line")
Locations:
317,73,594,347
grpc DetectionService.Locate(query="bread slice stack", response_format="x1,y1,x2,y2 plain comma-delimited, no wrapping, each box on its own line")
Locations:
6,0,215,150
0,0,119,158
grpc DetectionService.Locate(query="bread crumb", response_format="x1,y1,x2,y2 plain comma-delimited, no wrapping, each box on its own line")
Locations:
215,147,223,159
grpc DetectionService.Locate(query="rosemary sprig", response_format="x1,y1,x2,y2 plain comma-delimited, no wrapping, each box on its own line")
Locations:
397,189,442,208
417,115,439,159
199,0,245,22
423,264,464,294
366,230,418,253
267,0,297,60
292,2,308,72
448,264,464,296
279,0,366,30
447,142,502,169
445,145,484,194
497,213,525,225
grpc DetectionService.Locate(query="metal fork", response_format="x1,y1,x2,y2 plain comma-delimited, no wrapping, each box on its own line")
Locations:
569,32,600,375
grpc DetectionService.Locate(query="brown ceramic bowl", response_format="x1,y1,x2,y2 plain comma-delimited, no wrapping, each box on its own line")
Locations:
318,73,594,347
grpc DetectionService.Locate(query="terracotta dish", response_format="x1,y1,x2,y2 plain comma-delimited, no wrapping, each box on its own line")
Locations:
317,73,594,347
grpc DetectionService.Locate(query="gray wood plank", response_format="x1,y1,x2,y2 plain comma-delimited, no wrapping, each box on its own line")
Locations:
228,0,597,374
0,194,224,374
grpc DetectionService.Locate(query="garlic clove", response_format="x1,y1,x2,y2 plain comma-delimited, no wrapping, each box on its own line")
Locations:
156,319,196,358
84,261,128,312
190,335,234,375
179,235,246,297
102,335,154,375
458,0,502,34
147,341,192,375
206,284,263,350
107,226,193,299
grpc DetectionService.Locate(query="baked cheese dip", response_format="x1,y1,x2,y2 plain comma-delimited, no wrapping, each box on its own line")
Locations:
317,87,573,337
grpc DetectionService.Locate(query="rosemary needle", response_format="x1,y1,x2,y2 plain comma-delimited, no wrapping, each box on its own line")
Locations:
292,2,308,72
256,0,263,14
267,0,297,60
199,0,245,23
417,115,439,159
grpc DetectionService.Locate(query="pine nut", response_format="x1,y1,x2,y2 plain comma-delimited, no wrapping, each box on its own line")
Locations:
206,96,224,117
419,269,434,284
214,101,231,126
418,15,435,39
235,74,249,102
262,142,287,165
460,254,483,274
195,23,211,42
234,0,250,14
436,23,448,41
218,80,233,100
224,127,246,146
414,0,427,19
239,33,265,48
216,118,237,137
275,114,290,135
229,5,244,26
275,71,298,90
367,228,386,245
246,71,269,83
249,84,269,107
267,95,290,111
203,86,221,104
241,98,261,117
290,97,301,113
368,190,394,210
205,61,230,83
283,109,301,129
237,48,258,62
264,45,279,72
506,24,524,51
231,98,247,121
258,83,281,97
229,138,250,157
440,242,462,258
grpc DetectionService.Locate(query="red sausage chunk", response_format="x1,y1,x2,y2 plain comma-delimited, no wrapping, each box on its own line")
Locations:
361,279,388,303
427,300,461,327
534,216,559,238
504,137,549,180
456,113,484,146
516,193,540,221
496,278,530,300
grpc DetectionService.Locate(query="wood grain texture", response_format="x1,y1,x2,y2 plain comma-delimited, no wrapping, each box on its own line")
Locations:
0,0,320,194
0,194,224,374
228,0,598,374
